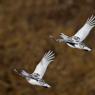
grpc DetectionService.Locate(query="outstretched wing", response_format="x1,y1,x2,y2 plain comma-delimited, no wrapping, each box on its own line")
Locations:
72,15,95,43
32,50,55,79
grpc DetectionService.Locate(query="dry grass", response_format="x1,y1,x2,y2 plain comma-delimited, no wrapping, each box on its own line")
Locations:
0,0,95,95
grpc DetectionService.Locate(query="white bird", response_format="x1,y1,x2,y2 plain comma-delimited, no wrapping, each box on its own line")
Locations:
57,15,95,51
14,50,55,88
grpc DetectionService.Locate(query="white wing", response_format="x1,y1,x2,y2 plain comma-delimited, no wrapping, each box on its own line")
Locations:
32,50,55,79
72,15,95,43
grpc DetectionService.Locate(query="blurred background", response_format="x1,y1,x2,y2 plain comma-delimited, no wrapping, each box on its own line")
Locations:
0,0,95,95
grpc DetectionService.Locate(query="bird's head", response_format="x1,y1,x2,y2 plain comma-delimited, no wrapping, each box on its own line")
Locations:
14,69,29,78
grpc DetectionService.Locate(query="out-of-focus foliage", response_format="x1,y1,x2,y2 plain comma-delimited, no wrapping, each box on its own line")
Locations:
0,0,95,95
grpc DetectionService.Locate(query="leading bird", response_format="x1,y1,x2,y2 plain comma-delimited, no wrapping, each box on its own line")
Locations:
57,15,95,51
14,50,55,88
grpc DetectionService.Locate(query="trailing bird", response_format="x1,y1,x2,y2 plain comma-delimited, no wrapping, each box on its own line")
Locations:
14,50,55,88
56,15,95,51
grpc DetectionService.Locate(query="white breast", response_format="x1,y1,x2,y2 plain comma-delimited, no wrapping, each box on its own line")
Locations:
26,78,40,85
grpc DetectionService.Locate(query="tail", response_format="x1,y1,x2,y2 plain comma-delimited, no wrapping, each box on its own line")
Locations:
83,46,92,51
43,83,51,88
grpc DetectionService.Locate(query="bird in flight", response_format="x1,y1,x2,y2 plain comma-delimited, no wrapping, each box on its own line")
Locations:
56,15,95,51
14,50,55,88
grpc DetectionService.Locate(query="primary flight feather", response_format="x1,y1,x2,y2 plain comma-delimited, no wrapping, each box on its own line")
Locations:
73,15,95,43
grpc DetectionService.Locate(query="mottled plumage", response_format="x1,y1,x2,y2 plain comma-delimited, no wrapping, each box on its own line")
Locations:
57,15,95,51
14,50,55,88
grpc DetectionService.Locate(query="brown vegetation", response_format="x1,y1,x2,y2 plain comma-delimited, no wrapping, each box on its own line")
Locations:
0,0,95,95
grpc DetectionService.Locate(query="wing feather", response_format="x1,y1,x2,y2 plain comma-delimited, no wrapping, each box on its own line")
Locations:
32,50,55,79
73,15,95,43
